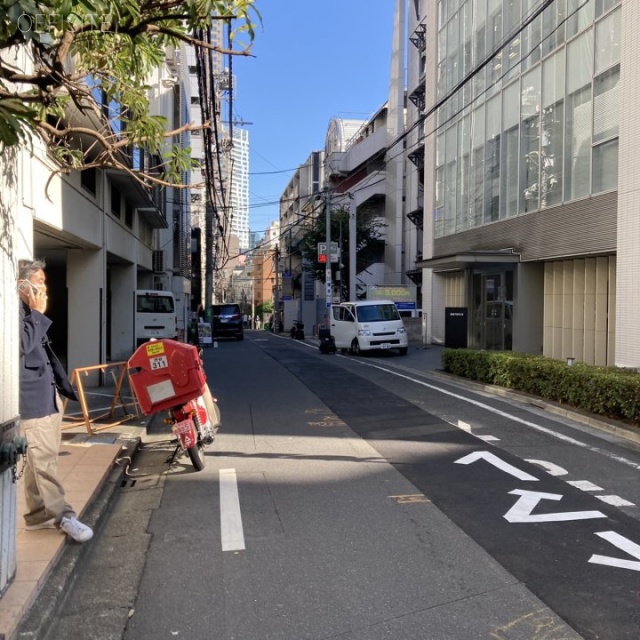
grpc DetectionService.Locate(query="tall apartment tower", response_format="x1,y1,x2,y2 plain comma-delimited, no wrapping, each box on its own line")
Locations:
411,0,634,367
221,125,250,250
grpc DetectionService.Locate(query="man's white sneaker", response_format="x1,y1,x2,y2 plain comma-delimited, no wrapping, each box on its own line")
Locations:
60,516,93,543
25,518,56,530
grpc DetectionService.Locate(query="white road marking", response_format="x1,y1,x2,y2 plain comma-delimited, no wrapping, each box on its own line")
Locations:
220,468,245,552
568,480,603,491
595,495,635,507
526,459,569,476
457,419,500,442
354,360,640,472
504,489,607,523
590,531,640,571
455,451,539,481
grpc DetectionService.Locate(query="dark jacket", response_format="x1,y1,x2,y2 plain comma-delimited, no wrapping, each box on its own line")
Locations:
20,302,58,420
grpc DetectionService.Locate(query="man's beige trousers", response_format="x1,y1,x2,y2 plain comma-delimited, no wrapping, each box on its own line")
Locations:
21,394,76,526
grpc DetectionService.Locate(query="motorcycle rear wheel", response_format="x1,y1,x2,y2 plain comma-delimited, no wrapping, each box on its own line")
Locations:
188,410,207,471
186,443,206,471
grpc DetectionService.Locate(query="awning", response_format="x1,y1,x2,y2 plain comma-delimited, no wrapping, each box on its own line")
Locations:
416,249,520,271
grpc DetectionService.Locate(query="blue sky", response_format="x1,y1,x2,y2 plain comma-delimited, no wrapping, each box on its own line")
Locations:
233,0,398,237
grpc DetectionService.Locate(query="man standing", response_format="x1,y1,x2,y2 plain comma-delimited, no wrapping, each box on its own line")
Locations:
18,259,93,543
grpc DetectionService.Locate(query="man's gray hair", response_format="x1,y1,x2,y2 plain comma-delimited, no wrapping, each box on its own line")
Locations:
18,259,46,280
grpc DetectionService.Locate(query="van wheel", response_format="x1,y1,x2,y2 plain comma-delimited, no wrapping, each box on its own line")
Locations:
399,347,408,356
350,339,361,356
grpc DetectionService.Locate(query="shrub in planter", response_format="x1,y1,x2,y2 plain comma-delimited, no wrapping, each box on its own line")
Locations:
442,349,640,426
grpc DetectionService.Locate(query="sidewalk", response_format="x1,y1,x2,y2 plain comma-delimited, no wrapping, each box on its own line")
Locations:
0,386,148,640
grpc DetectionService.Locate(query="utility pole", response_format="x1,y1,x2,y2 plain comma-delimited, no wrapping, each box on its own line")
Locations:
273,243,280,332
204,202,215,321
349,194,356,301
325,190,332,324
251,279,255,330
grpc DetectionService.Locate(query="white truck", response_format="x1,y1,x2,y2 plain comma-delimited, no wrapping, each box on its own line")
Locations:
330,300,408,355
134,290,178,347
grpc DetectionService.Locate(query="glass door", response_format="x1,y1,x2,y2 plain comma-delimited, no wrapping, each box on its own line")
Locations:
472,271,513,351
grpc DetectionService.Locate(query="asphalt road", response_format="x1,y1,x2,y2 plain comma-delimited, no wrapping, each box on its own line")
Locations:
30,334,640,639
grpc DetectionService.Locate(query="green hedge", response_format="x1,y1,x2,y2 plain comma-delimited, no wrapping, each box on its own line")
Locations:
441,349,640,425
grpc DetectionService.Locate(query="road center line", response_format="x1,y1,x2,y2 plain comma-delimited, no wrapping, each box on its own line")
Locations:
220,468,245,552
353,359,640,472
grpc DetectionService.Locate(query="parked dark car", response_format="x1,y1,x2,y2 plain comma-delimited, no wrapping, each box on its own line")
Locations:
211,303,244,340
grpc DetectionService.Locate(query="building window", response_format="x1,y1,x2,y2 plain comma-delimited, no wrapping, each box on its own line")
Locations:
519,68,541,213
593,64,619,143
501,82,519,218
564,30,593,201
596,0,621,18
125,201,133,228
567,0,594,38
81,168,97,196
593,138,618,193
110,182,120,218
484,95,501,222
542,0,566,58
541,51,565,208
470,104,485,228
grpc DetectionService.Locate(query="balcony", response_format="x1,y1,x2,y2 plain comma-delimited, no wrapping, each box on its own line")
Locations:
407,206,424,229
408,84,426,112
409,23,426,50
408,146,425,170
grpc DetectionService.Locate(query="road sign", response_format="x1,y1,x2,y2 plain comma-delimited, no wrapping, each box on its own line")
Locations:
318,242,339,263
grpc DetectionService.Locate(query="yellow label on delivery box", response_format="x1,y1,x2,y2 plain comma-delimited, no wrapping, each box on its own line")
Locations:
145,342,166,357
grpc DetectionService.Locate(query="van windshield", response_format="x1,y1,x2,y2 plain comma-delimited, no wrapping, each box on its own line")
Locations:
356,304,400,322
137,294,174,313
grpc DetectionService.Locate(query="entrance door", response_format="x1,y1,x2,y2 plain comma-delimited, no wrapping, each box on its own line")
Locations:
472,271,513,351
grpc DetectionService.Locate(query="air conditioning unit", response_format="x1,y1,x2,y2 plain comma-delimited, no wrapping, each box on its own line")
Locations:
153,276,169,291
153,250,165,273
165,45,179,74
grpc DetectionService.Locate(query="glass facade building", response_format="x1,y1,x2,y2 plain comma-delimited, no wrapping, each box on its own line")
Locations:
434,0,620,239
411,0,638,367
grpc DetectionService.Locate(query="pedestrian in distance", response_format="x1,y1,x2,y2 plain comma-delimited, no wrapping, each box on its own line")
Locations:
18,259,94,543
255,316,261,330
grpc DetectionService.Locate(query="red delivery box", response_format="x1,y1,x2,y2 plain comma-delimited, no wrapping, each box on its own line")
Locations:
128,339,207,414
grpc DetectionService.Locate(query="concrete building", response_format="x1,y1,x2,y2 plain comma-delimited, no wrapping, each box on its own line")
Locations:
413,0,631,366
280,150,325,333
0,44,192,595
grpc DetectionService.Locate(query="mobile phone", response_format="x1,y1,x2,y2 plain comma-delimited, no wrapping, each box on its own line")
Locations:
18,280,44,294
18,280,34,293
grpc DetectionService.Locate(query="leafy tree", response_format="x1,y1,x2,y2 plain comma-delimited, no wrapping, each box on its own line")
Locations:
297,206,385,300
0,0,260,188
255,300,272,319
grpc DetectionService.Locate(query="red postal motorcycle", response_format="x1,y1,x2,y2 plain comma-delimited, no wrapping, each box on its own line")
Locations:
128,339,220,471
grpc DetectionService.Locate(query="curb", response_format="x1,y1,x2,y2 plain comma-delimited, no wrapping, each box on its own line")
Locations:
424,369,640,447
14,435,143,639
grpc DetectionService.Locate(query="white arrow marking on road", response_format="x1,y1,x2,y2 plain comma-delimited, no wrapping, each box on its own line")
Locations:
455,451,539,481
504,489,608,523
589,531,640,571
220,468,245,551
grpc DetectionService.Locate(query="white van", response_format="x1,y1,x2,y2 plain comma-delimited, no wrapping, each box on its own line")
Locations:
330,300,408,355
135,290,178,347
